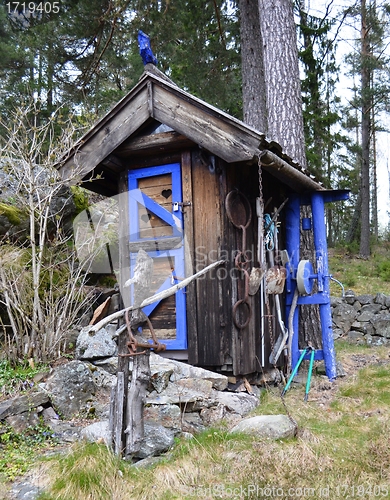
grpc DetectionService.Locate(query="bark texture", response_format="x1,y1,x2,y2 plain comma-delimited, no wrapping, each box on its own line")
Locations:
258,0,307,167
239,0,268,133
360,0,371,258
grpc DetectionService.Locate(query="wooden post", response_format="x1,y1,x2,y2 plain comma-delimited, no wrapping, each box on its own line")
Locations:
124,346,150,457
107,258,225,457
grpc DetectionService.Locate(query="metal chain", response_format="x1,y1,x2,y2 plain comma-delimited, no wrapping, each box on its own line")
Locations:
257,156,276,366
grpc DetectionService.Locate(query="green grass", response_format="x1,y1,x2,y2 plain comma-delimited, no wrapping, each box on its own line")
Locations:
329,242,390,295
0,359,49,398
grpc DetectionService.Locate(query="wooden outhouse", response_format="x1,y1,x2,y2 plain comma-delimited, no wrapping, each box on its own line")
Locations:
60,66,348,379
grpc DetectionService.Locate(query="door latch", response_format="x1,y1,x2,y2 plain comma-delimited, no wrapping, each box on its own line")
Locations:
172,201,192,213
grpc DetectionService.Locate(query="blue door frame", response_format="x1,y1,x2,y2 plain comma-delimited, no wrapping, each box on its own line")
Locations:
128,163,187,350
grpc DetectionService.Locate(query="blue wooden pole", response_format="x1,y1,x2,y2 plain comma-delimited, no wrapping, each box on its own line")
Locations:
311,192,337,380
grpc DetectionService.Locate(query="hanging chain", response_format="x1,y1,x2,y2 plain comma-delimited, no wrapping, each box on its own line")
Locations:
257,156,276,365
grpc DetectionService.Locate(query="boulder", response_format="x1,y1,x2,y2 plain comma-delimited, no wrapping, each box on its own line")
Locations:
371,314,390,338
137,422,175,459
150,352,228,391
76,327,118,360
356,294,374,305
147,378,213,406
213,391,259,416
230,414,297,440
332,303,359,333
0,391,50,420
44,361,96,418
143,404,182,434
81,420,111,446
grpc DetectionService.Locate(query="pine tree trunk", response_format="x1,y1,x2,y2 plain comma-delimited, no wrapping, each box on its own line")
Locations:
258,0,307,168
360,0,371,258
239,0,268,132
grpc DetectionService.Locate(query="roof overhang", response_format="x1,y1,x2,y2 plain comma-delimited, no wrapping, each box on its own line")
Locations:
58,67,326,196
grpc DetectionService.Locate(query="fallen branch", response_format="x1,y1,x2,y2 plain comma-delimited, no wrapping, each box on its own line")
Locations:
89,259,226,333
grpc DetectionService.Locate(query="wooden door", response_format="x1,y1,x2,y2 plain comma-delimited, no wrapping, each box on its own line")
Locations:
128,163,187,349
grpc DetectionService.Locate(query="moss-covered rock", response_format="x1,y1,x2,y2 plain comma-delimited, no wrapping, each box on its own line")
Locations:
0,202,25,225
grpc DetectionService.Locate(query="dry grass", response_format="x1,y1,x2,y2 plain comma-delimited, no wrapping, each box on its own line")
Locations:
36,342,390,500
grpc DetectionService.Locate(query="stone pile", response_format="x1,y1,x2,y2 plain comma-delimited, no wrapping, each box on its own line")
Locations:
2,323,284,463
331,291,390,345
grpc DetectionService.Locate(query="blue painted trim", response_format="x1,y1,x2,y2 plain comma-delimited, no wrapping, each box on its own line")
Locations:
129,188,182,236
128,163,187,350
298,349,324,361
284,192,337,380
311,192,336,379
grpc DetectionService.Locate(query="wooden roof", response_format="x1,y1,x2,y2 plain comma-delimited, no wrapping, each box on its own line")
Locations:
59,65,325,197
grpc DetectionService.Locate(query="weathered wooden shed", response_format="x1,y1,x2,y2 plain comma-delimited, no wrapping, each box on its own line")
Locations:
60,66,347,379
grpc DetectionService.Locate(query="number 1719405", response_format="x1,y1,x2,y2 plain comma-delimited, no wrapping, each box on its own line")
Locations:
6,2,60,14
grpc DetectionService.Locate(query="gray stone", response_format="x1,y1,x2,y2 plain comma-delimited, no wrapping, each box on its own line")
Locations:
76,327,118,360
44,361,96,418
351,321,374,336
150,352,228,391
356,311,374,323
181,412,206,434
200,403,226,426
366,335,389,347
42,407,59,423
371,314,390,338
10,481,43,500
332,328,344,340
386,296,390,309
374,293,387,306
230,414,297,440
347,330,365,343
149,358,174,394
88,365,116,390
0,391,50,420
330,296,344,307
361,303,383,315
344,290,356,305
332,303,359,333
147,378,213,406
5,411,40,433
213,391,259,416
92,356,119,375
144,404,182,434
356,294,374,305
46,420,82,442
81,420,111,446
136,422,175,459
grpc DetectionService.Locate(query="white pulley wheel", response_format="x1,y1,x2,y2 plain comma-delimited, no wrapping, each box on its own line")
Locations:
297,259,314,295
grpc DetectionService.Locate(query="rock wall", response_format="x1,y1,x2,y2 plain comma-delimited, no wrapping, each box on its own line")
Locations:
331,291,390,346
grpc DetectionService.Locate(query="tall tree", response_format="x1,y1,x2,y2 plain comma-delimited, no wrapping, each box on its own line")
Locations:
360,0,371,257
343,0,390,255
258,0,307,167
239,0,267,132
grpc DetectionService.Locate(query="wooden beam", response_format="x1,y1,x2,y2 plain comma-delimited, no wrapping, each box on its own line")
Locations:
59,89,150,182
116,131,194,156
259,150,324,193
152,85,261,163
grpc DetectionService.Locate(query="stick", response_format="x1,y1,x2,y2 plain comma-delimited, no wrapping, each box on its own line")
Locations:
89,259,226,333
